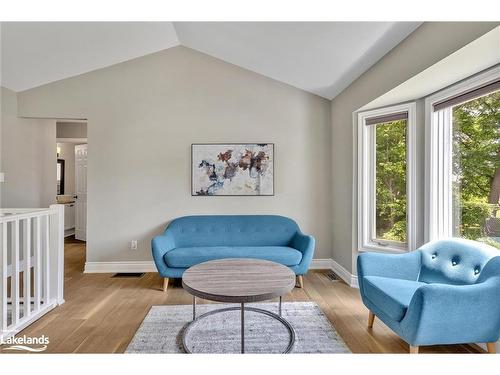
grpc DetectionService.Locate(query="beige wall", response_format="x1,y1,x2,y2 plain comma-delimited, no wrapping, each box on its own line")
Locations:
10,22,497,272
57,142,76,195
17,46,333,263
330,22,499,273
57,122,87,139
1,86,56,208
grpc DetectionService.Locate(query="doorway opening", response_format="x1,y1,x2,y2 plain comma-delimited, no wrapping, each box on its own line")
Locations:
55,121,87,242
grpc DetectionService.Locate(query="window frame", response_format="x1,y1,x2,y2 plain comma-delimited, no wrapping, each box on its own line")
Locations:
424,66,500,242
357,102,417,253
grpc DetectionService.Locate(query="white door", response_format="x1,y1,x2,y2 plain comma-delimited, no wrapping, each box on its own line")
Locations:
75,144,87,241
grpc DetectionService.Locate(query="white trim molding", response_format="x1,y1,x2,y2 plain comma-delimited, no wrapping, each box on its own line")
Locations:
84,258,360,288
424,65,500,241
357,102,417,253
56,137,88,144
84,261,157,273
309,258,334,270
331,259,358,288
310,258,359,288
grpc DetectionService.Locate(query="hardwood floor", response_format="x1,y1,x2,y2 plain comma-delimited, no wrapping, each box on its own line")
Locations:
1,238,481,353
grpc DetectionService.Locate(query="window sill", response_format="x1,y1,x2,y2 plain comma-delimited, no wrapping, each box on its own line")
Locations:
358,244,408,254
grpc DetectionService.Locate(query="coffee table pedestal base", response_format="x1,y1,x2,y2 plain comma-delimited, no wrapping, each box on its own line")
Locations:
182,302,295,354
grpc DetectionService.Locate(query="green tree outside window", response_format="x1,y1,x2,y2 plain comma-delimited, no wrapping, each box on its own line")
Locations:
375,120,407,243
452,91,500,249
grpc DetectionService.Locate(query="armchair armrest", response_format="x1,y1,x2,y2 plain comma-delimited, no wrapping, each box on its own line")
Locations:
402,279,500,345
357,251,421,280
151,230,176,276
290,231,315,275
357,251,421,295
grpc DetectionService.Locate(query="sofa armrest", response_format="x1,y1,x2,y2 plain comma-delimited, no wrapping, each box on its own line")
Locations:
151,230,176,276
402,279,500,345
357,251,421,296
290,231,315,275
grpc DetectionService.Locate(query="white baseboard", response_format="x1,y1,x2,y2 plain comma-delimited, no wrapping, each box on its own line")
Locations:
309,258,334,270
350,275,359,288
310,258,358,288
84,261,156,273
84,258,359,288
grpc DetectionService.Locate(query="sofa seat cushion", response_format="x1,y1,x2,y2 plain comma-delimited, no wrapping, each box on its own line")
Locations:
363,276,427,322
164,246,302,268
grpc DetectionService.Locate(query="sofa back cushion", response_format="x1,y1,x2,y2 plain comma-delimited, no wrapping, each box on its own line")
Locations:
418,238,498,285
165,215,299,247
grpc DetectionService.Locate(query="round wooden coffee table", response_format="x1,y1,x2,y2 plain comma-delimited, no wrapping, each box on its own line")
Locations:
181,258,296,354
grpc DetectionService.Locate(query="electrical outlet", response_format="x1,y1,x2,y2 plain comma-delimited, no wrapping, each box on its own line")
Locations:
130,240,138,251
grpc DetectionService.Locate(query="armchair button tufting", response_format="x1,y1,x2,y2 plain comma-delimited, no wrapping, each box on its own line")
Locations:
452,261,457,266
431,254,437,259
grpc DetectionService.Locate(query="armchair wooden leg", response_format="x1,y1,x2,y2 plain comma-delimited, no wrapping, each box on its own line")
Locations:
409,346,419,354
163,278,169,292
368,311,375,328
486,342,496,354
296,275,304,288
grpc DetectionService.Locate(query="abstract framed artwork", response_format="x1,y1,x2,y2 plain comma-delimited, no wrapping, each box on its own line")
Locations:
191,143,274,196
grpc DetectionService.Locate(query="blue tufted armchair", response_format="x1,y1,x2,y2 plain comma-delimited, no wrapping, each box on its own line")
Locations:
357,238,500,353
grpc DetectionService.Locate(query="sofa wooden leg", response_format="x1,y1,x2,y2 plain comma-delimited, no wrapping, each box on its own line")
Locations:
163,278,169,292
368,311,375,328
409,346,419,354
486,342,496,354
296,275,304,288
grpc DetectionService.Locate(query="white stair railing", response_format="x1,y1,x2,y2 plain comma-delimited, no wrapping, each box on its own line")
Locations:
0,204,64,341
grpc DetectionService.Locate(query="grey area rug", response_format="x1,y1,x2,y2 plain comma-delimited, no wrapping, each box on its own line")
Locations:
126,302,350,354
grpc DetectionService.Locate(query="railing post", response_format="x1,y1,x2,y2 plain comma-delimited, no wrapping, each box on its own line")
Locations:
23,218,32,319
34,216,41,310
0,223,7,340
12,220,20,325
49,204,65,305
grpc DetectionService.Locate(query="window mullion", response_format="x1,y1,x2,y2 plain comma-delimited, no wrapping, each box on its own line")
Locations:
444,108,453,237
370,127,377,243
429,108,453,240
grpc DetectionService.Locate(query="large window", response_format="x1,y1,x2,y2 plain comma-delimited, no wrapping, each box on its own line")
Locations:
358,103,416,252
426,67,500,249
452,90,499,247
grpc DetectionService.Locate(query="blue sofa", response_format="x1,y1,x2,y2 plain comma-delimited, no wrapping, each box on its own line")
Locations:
151,215,315,292
357,238,500,353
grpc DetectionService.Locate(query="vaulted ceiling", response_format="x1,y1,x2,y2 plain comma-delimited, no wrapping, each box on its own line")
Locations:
0,22,421,99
